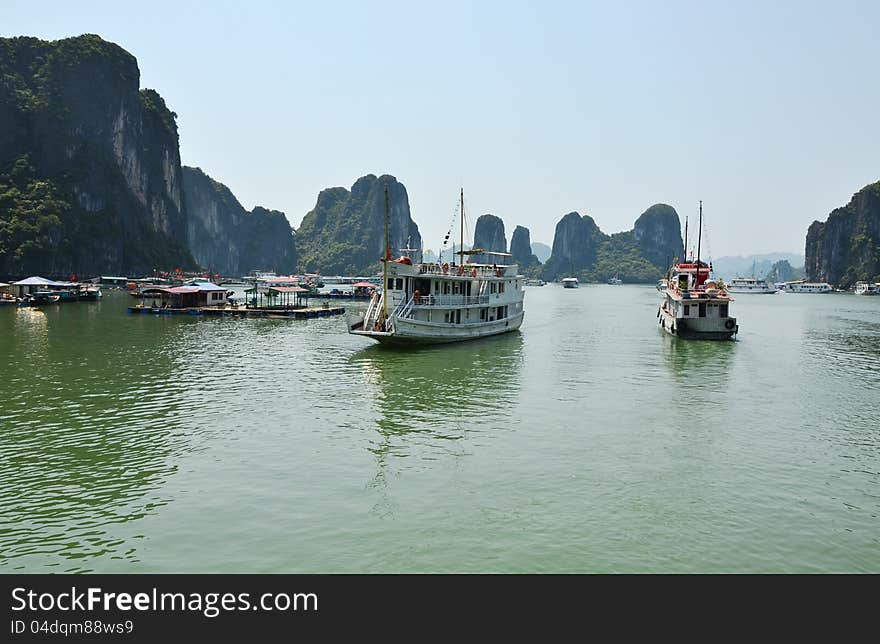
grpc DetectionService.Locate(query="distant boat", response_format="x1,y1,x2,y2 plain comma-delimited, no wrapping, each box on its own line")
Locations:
608,272,622,285
524,279,546,286
728,277,777,294
854,281,880,296
561,277,579,289
656,278,668,294
777,280,833,293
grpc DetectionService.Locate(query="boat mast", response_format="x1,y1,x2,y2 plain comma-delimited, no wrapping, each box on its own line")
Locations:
459,188,464,266
684,215,689,260
383,186,390,323
696,200,703,278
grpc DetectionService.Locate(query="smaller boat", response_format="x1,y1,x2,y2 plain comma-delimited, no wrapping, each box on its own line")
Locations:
19,291,61,306
728,277,777,294
607,272,622,285
657,202,737,340
854,281,880,296
561,277,579,289
524,279,546,286
656,278,668,294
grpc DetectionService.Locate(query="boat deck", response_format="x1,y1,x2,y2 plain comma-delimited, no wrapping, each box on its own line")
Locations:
128,305,345,319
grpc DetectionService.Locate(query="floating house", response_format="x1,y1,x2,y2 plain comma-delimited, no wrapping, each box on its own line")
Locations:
9,276,101,304
140,281,229,309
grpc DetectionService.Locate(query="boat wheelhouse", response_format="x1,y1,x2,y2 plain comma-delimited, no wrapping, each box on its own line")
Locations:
728,277,777,294
347,188,525,346
854,281,880,295
561,277,579,288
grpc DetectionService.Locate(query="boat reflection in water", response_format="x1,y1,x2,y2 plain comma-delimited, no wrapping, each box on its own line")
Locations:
348,332,524,508
660,333,735,387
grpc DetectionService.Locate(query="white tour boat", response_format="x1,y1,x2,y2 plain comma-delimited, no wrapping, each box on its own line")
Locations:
777,280,833,293
657,202,737,340
728,276,777,294
656,278,668,294
561,277,579,288
524,279,546,286
348,189,525,346
608,272,622,285
854,281,880,295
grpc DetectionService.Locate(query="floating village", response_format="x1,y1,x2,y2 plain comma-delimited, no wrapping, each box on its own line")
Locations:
1,196,877,346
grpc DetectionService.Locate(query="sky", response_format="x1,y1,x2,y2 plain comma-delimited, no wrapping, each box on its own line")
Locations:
3,0,879,258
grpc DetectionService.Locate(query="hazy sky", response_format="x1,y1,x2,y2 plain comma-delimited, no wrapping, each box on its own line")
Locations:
4,0,879,258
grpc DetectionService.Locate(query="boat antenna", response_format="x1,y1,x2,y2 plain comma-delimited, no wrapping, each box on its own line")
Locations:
459,188,464,266
382,186,390,324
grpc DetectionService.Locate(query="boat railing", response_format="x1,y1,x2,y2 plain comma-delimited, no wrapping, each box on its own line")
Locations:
412,295,489,306
417,263,514,278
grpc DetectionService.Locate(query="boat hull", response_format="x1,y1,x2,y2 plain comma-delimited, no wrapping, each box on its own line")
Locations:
658,305,737,340
350,311,524,346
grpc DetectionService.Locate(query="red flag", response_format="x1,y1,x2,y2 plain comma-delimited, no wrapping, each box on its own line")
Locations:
386,246,392,260
70,273,77,281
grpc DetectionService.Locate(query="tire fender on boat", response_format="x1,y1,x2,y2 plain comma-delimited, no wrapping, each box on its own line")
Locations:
724,319,735,330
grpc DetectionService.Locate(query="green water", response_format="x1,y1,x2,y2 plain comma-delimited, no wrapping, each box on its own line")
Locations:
1,287,878,572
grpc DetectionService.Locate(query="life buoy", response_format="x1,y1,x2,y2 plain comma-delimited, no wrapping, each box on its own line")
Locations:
724,319,735,330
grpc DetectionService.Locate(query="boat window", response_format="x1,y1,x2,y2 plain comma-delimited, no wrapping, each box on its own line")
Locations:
699,303,707,318
684,305,690,316
395,278,404,290
387,278,394,290
499,282,505,293
455,310,461,324
720,303,729,317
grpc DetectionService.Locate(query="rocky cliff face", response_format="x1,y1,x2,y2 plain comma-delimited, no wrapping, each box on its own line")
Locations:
296,174,421,275
542,212,604,280
0,34,195,277
509,225,540,268
182,166,296,275
473,214,507,253
633,204,683,267
805,181,880,286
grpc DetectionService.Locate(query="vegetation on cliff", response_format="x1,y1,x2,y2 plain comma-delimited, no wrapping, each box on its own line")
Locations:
296,174,421,275
0,34,195,277
805,181,880,286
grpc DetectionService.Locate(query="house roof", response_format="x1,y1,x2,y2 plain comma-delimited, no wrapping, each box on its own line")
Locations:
13,276,58,286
